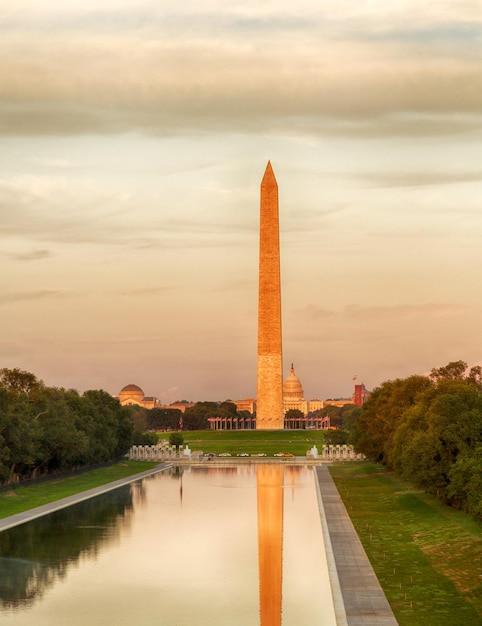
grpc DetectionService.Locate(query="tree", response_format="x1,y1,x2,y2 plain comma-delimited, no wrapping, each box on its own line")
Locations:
182,402,218,430
169,432,184,448
344,360,482,518
324,429,349,445
340,404,361,432
219,401,237,416
81,389,133,459
351,375,432,465
132,431,158,445
0,369,134,484
319,405,342,429
447,447,482,518
146,408,182,431
0,368,44,395
36,394,89,472
391,378,482,503
429,360,468,382
126,405,149,437
284,409,305,428
0,394,41,482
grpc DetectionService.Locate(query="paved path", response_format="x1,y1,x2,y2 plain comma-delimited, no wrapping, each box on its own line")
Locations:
314,465,399,626
0,463,170,533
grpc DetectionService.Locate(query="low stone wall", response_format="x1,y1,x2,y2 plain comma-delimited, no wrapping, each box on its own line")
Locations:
128,443,364,463
319,444,364,461
128,445,202,462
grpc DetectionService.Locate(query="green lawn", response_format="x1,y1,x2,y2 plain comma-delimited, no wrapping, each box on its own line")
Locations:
177,429,326,456
330,462,482,626
0,461,158,519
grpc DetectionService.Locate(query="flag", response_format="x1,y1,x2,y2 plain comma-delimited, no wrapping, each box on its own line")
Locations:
179,415,183,430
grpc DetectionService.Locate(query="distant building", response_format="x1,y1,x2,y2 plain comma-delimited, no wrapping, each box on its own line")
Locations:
353,383,370,406
283,364,307,415
118,374,369,431
208,364,348,430
233,398,256,414
167,401,195,413
323,398,354,409
118,384,160,409
282,364,325,416
117,384,193,412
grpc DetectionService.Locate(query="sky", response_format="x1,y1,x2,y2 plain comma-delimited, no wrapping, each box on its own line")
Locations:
1,0,482,404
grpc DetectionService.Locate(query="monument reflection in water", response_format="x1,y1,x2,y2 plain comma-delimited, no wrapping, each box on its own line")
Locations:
257,465,283,626
0,465,336,626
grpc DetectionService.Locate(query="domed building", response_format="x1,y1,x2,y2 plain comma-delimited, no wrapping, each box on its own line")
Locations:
118,384,160,409
283,364,304,401
283,364,308,415
210,364,329,430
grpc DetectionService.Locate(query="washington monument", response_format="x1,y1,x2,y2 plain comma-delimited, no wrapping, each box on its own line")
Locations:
256,161,284,429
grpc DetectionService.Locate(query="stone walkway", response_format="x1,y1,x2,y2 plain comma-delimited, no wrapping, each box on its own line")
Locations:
314,465,399,626
0,464,170,533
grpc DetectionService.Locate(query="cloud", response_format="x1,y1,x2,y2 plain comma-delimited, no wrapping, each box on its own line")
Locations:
157,386,181,404
118,287,173,297
0,175,134,244
8,249,52,261
288,302,466,342
291,304,337,323
360,170,482,188
0,290,64,306
1,4,481,139
343,303,466,320
0,172,258,251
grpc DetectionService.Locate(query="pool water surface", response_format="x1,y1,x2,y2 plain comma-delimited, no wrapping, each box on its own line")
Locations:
0,464,337,626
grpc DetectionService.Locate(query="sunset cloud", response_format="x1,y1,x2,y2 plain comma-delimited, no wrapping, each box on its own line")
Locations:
9,249,52,261
1,0,482,399
1,3,481,138
0,290,64,306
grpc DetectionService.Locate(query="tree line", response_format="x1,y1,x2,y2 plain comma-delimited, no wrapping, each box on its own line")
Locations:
131,400,250,441
0,368,133,485
350,360,482,519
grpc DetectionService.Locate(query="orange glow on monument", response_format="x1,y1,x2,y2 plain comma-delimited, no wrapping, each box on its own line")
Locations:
256,161,284,429
257,464,284,626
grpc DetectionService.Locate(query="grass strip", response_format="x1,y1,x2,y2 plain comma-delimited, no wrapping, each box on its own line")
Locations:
178,429,325,456
0,461,158,519
330,462,482,626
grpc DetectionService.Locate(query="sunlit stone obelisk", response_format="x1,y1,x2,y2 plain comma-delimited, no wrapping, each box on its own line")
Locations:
256,161,284,429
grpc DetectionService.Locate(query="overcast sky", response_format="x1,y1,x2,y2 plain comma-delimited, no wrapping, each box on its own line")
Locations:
2,1,482,403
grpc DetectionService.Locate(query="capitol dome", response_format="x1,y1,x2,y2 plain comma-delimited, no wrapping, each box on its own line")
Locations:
119,384,144,403
283,364,304,400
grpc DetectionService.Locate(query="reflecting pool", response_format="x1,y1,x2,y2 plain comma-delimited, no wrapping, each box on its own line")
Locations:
0,465,337,626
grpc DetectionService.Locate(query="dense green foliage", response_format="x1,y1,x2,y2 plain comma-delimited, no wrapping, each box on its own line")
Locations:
132,401,248,433
0,368,134,484
284,408,304,421
351,361,482,519
309,403,361,430
132,431,158,445
330,463,482,625
169,431,184,447
182,401,249,430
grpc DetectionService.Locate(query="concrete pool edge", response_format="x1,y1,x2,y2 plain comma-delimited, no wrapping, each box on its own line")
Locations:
314,466,399,626
314,466,350,626
0,463,171,533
